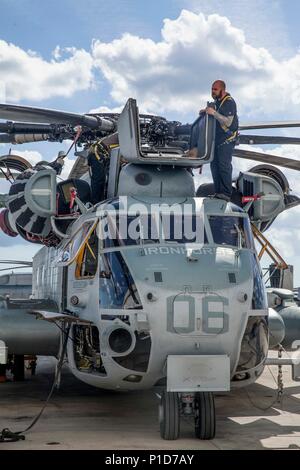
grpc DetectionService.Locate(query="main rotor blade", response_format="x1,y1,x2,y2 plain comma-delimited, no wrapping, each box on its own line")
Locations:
0,122,55,133
239,135,300,145
0,133,50,144
233,148,300,171
239,121,300,131
0,104,114,131
0,260,32,266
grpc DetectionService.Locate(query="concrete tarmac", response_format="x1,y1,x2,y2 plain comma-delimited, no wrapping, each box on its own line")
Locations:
1,356,300,450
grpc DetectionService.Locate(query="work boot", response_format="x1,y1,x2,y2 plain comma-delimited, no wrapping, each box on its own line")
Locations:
184,148,198,159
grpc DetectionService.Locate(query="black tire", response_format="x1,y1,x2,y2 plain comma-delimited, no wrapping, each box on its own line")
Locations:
159,391,180,440
194,392,216,440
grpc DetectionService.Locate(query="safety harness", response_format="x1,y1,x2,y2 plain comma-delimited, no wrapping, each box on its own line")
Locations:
217,94,238,144
89,140,110,161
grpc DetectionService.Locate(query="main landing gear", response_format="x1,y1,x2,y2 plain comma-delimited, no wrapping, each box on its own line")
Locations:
159,391,216,441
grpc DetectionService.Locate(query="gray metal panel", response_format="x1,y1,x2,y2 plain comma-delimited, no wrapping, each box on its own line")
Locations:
117,164,195,198
24,169,57,216
117,98,140,163
167,355,230,392
107,148,122,198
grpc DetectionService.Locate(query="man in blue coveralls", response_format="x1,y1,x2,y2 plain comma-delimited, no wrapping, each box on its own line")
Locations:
188,80,239,202
206,80,239,201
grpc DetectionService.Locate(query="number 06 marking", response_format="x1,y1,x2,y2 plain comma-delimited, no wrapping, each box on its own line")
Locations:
167,294,229,335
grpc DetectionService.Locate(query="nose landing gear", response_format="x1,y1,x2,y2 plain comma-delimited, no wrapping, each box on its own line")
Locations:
194,392,216,440
158,391,216,441
159,391,180,440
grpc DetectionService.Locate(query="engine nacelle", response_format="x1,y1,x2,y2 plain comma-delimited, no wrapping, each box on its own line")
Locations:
268,288,300,350
197,164,300,232
7,168,57,238
0,165,92,246
237,165,287,232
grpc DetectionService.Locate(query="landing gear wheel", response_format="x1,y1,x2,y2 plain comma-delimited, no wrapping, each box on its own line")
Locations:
194,392,216,440
159,391,180,440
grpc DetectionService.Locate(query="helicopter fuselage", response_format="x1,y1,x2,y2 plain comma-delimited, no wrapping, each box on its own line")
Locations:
31,196,269,392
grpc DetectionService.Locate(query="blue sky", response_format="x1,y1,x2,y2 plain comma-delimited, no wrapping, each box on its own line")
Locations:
1,0,300,283
1,0,300,115
0,0,183,113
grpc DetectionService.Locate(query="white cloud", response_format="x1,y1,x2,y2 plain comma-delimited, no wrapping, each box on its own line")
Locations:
1,9,300,119
10,149,43,166
89,104,123,114
184,0,293,59
91,10,300,119
266,211,300,259
0,41,94,102
0,81,5,102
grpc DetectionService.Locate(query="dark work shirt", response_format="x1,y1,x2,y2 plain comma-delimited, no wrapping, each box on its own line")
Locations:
215,94,239,145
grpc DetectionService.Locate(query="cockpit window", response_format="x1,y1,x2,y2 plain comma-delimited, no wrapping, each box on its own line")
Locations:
72,221,96,256
99,250,142,309
102,214,207,245
162,215,208,244
102,214,159,246
99,218,143,309
208,215,254,249
75,225,99,278
58,220,98,266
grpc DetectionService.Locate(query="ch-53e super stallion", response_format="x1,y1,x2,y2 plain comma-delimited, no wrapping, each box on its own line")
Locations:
0,98,300,441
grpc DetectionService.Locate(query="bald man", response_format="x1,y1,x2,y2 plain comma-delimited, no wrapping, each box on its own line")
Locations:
205,80,239,201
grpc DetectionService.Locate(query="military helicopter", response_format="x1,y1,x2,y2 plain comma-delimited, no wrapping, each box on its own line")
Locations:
1,98,300,441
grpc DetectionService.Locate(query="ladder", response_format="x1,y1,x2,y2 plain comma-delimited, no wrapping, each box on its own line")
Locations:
251,223,288,269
